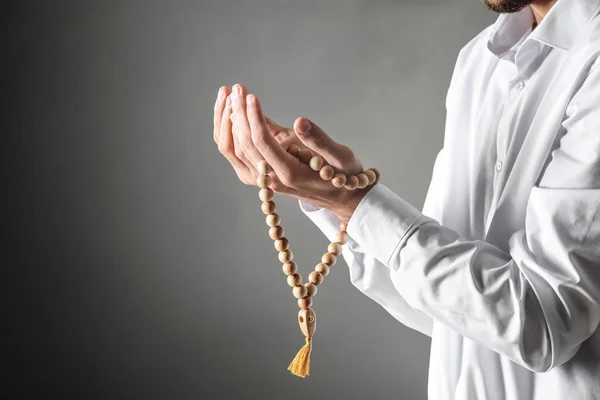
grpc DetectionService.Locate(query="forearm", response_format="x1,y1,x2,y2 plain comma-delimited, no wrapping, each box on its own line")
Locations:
346,183,600,372
298,198,433,337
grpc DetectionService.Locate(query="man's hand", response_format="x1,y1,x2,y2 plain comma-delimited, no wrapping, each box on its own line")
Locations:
213,86,302,185
214,83,372,222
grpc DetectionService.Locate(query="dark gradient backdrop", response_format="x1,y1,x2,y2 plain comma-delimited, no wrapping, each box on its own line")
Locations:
5,1,496,399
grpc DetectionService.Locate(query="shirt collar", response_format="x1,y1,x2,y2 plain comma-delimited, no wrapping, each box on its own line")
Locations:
487,6,534,59
487,0,600,58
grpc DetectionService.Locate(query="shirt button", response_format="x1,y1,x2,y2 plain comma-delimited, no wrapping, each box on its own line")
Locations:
495,160,503,171
514,80,525,90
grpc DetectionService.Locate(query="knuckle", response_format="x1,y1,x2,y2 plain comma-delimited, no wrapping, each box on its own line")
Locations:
335,144,353,160
234,146,244,159
340,144,352,153
278,170,294,186
240,142,254,155
251,133,266,150
218,142,231,155
310,134,328,147
239,138,252,152
270,178,282,192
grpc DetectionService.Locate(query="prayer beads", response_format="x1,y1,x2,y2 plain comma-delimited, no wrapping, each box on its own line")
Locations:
255,146,380,378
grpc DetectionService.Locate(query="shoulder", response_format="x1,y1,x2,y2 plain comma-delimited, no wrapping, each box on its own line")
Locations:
565,12,600,86
588,10,600,46
444,23,498,108
455,23,497,69
580,13,600,64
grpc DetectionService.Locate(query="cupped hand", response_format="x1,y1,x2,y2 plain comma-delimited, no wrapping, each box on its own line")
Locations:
214,85,302,184
214,83,372,221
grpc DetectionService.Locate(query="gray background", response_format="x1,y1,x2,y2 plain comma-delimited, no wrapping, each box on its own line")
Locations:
5,1,496,399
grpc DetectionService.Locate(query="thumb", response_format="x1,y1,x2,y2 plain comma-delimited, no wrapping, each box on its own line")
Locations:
264,114,293,143
293,117,344,162
264,115,286,133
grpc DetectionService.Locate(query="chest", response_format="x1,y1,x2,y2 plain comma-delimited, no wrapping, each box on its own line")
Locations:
441,47,581,248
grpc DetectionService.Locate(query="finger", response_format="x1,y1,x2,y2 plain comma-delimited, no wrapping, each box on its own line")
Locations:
269,173,294,195
264,115,285,135
231,111,257,177
231,84,267,169
213,86,230,144
293,117,346,163
264,114,293,143
218,95,253,185
246,93,299,184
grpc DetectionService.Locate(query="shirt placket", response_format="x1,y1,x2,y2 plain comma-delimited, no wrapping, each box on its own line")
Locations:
485,44,534,234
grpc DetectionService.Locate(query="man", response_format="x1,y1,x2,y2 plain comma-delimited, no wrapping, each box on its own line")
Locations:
213,0,600,398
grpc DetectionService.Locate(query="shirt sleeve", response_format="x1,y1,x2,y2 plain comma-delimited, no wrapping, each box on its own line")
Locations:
346,64,600,373
297,139,449,338
298,198,433,337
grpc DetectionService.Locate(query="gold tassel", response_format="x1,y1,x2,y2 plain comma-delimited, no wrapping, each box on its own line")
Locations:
287,336,312,378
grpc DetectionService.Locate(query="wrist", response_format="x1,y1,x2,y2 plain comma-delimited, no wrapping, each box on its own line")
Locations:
329,185,373,223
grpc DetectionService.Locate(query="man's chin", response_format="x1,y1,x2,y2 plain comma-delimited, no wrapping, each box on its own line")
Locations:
483,0,533,13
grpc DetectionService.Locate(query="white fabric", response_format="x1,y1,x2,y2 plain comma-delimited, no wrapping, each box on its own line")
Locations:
299,2,600,399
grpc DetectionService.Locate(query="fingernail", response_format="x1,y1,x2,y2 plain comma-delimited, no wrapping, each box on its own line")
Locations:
233,85,239,97
218,87,224,99
299,119,311,133
247,94,254,104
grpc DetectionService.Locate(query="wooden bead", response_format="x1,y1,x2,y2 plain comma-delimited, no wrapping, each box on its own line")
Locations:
298,149,313,164
357,173,369,189
315,263,330,277
309,271,324,285
257,160,272,174
335,231,349,245
364,169,377,185
319,165,335,180
287,273,302,287
304,282,317,297
370,167,381,182
328,242,342,255
287,144,301,157
339,222,348,232
309,155,325,171
259,188,274,202
293,285,308,299
331,173,347,188
266,213,281,227
282,261,298,276
344,175,359,190
274,237,289,252
298,296,313,310
279,249,293,263
269,226,284,239
261,201,276,215
257,174,272,188
322,252,337,266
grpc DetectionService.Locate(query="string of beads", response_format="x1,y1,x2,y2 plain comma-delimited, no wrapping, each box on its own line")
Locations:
255,144,380,377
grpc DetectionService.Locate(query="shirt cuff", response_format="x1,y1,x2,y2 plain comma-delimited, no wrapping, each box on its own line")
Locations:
346,183,436,267
298,199,347,243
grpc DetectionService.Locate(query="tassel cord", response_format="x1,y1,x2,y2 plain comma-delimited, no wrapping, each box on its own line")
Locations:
287,336,313,378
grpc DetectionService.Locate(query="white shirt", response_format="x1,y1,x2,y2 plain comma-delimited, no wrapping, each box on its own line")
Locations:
299,1,600,399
